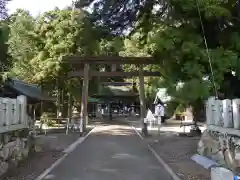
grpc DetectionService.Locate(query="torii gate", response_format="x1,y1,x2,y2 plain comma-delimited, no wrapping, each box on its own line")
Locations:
63,56,161,136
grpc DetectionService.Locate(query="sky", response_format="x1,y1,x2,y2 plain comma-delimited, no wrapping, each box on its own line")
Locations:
7,0,74,16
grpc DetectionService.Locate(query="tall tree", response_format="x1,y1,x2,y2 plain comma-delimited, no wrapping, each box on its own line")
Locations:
7,8,103,105
7,9,39,82
75,0,167,35
0,0,10,70
0,20,9,70
115,0,240,119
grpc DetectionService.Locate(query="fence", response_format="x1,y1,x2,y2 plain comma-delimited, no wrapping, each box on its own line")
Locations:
0,95,28,133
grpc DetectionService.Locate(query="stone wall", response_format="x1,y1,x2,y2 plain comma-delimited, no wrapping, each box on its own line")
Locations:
197,97,240,171
0,129,35,177
197,130,240,171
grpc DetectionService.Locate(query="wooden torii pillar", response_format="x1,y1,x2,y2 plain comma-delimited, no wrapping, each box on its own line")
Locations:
79,64,90,134
63,56,161,136
138,65,147,135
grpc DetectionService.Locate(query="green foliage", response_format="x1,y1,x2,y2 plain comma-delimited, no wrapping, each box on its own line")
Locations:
40,112,54,126
115,0,240,118
7,9,38,82
7,9,98,82
175,104,185,115
0,20,9,70
6,8,102,103
2,0,240,120
99,37,124,56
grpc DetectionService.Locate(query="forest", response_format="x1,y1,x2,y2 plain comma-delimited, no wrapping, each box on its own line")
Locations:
0,0,240,121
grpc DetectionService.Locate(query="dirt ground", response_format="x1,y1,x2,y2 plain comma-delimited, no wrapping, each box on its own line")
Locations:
147,132,211,180
3,129,91,180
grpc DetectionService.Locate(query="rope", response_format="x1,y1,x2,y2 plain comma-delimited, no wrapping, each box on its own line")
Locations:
195,0,218,99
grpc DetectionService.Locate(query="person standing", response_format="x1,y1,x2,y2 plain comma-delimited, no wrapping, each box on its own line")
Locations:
155,98,165,135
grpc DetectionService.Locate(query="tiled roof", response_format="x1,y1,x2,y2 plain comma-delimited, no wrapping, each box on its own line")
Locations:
7,78,55,101
94,85,138,97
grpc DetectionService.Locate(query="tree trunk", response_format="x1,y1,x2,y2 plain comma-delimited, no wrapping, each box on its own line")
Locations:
192,99,203,124
190,99,203,135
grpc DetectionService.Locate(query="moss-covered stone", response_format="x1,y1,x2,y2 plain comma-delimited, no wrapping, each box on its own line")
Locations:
0,129,36,178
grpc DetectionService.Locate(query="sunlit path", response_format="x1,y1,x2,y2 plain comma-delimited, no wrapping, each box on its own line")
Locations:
41,123,173,180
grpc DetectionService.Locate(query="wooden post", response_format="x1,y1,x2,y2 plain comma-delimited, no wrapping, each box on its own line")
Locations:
111,64,117,71
80,64,90,135
61,89,64,116
40,101,43,115
68,93,72,120
66,93,72,135
33,104,36,135
56,79,60,118
139,65,148,136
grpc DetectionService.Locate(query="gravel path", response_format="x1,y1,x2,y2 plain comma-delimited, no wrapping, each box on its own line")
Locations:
41,124,173,180
127,117,210,180
149,134,211,180
3,132,82,180
5,151,63,180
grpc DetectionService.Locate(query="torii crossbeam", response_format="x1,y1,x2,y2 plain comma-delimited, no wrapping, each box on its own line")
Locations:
63,56,161,136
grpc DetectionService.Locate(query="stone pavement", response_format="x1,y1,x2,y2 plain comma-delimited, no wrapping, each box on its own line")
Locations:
42,123,173,180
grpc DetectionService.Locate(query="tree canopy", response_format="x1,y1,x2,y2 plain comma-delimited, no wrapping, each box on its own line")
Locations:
1,0,240,119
